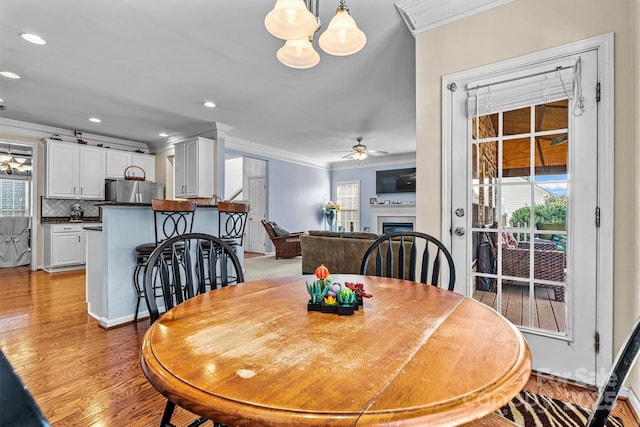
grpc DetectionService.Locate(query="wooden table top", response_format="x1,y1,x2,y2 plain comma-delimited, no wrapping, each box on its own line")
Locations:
141,275,531,427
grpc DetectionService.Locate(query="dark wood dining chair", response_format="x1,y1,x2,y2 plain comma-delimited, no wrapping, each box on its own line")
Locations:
495,317,640,426
143,232,243,427
360,231,456,291
132,199,196,322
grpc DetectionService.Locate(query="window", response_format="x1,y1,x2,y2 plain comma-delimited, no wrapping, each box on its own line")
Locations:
336,181,360,232
0,179,29,217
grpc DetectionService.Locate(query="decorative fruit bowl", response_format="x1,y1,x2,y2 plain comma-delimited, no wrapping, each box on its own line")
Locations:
305,265,372,316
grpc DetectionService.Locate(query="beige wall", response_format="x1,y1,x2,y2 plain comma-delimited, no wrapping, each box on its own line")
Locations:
416,0,639,389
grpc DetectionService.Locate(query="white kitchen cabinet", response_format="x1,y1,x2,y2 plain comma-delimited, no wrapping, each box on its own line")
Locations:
174,137,214,198
106,150,155,181
45,140,106,199
43,223,86,272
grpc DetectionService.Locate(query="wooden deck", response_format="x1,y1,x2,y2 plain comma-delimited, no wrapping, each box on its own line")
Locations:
473,283,567,333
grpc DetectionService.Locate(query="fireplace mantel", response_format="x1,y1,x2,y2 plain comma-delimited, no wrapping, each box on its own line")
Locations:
370,204,416,234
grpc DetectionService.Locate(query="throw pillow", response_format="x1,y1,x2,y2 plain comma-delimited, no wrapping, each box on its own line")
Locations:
269,222,290,237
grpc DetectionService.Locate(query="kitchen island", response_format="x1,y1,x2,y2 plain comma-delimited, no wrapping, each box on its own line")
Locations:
87,203,242,328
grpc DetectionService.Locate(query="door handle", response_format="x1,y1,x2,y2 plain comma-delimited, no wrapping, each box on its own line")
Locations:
454,226,465,236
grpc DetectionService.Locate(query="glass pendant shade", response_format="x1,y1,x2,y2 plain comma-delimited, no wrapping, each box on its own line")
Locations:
276,38,320,69
353,151,367,161
318,9,366,56
265,0,318,40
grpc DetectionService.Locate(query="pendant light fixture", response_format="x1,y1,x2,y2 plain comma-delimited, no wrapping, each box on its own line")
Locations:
265,0,366,69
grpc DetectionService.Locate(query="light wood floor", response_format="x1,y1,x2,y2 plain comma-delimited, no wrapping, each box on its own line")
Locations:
0,267,637,426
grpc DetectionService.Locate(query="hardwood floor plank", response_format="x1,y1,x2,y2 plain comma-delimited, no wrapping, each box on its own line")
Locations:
0,267,635,426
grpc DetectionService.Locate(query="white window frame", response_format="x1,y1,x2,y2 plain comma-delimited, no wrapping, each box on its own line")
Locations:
336,180,360,232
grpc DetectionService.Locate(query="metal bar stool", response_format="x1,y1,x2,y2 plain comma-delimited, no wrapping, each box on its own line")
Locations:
198,201,249,292
132,199,196,322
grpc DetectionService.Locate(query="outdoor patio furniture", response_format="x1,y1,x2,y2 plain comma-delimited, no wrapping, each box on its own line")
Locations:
502,240,566,302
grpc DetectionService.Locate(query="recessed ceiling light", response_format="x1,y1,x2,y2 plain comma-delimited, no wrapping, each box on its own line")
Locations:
159,132,169,137
20,33,46,45
89,117,101,123
0,98,3,102
0,71,20,79
202,101,216,108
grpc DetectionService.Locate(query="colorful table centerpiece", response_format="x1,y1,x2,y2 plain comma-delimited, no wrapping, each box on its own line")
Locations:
306,265,371,315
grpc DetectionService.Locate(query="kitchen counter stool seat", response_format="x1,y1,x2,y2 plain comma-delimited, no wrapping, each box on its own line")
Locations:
132,199,196,322
199,201,249,292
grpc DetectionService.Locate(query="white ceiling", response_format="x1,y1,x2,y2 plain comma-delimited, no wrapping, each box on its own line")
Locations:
0,1,506,166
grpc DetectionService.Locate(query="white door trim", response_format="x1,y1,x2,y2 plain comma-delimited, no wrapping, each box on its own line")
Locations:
441,33,614,384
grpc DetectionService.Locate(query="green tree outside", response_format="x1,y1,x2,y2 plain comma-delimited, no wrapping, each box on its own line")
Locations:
510,195,567,227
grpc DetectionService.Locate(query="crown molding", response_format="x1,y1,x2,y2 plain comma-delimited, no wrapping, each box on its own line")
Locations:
394,0,513,36
330,152,416,171
224,135,330,170
0,117,148,151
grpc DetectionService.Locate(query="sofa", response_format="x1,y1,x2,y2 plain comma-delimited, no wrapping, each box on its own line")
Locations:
300,230,381,274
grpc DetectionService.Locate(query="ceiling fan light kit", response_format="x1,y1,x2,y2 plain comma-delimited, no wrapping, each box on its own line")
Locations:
265,0,366,69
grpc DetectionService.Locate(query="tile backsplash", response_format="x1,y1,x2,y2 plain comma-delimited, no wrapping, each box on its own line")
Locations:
42,198,100,218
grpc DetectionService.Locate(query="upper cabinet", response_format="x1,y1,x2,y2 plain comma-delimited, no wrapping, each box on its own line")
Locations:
45,140,106,200
174,137,214,198
106,150,155,181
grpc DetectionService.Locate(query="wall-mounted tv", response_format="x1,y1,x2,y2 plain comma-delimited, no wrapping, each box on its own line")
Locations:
376,168,416,194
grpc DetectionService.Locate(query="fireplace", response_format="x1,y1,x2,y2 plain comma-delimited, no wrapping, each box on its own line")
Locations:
382,222,414,233
370,204,416,234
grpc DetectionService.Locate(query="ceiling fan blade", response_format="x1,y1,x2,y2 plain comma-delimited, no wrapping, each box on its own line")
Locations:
549,133,568,146
368,150,389,156
340,153,355,159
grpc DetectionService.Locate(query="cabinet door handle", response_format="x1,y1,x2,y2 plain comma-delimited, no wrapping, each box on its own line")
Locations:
80,187,83,195
78,236,81,243
73,186,76,195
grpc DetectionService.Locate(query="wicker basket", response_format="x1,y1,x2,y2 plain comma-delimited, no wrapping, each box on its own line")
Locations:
124,165,146,181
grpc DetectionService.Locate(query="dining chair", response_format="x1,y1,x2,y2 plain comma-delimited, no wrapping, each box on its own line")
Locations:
143,232,243,427
132,199,196,322
495,317,640,426
360,231,456,291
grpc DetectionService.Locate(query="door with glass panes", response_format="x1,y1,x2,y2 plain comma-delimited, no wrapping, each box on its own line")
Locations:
446,47,603,383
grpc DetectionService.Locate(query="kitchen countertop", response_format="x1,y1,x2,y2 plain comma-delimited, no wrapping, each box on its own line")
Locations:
41,217,102,224
96,202,219,208
83,225,103,231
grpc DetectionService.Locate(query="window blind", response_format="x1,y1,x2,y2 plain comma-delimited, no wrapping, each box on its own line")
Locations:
466,59,578,117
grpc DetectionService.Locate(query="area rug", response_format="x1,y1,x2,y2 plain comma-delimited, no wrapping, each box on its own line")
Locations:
243,255,303,282
496,391,624,426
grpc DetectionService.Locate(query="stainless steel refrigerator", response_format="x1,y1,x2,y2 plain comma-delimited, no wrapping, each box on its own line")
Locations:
105,179,164,203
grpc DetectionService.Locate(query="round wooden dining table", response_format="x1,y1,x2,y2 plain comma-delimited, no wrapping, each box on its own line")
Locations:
141,274,531,427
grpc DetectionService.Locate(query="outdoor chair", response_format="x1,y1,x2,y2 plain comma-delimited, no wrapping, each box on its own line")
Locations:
261,219,304,259
502,240,566,301
360,231,456,291
143,232,243,427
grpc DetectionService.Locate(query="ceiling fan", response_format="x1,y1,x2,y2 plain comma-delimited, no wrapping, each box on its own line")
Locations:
336,137,389,161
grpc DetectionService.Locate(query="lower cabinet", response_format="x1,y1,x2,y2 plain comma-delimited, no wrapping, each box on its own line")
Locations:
43,223,86,272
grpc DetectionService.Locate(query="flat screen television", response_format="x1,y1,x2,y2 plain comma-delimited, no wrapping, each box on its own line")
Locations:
376,168,416,194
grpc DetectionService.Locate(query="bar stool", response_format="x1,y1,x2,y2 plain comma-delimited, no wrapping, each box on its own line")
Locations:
132,199,196,322
198,201,249,292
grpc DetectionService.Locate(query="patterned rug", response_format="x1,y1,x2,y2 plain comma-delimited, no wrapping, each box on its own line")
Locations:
496,391,624,426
